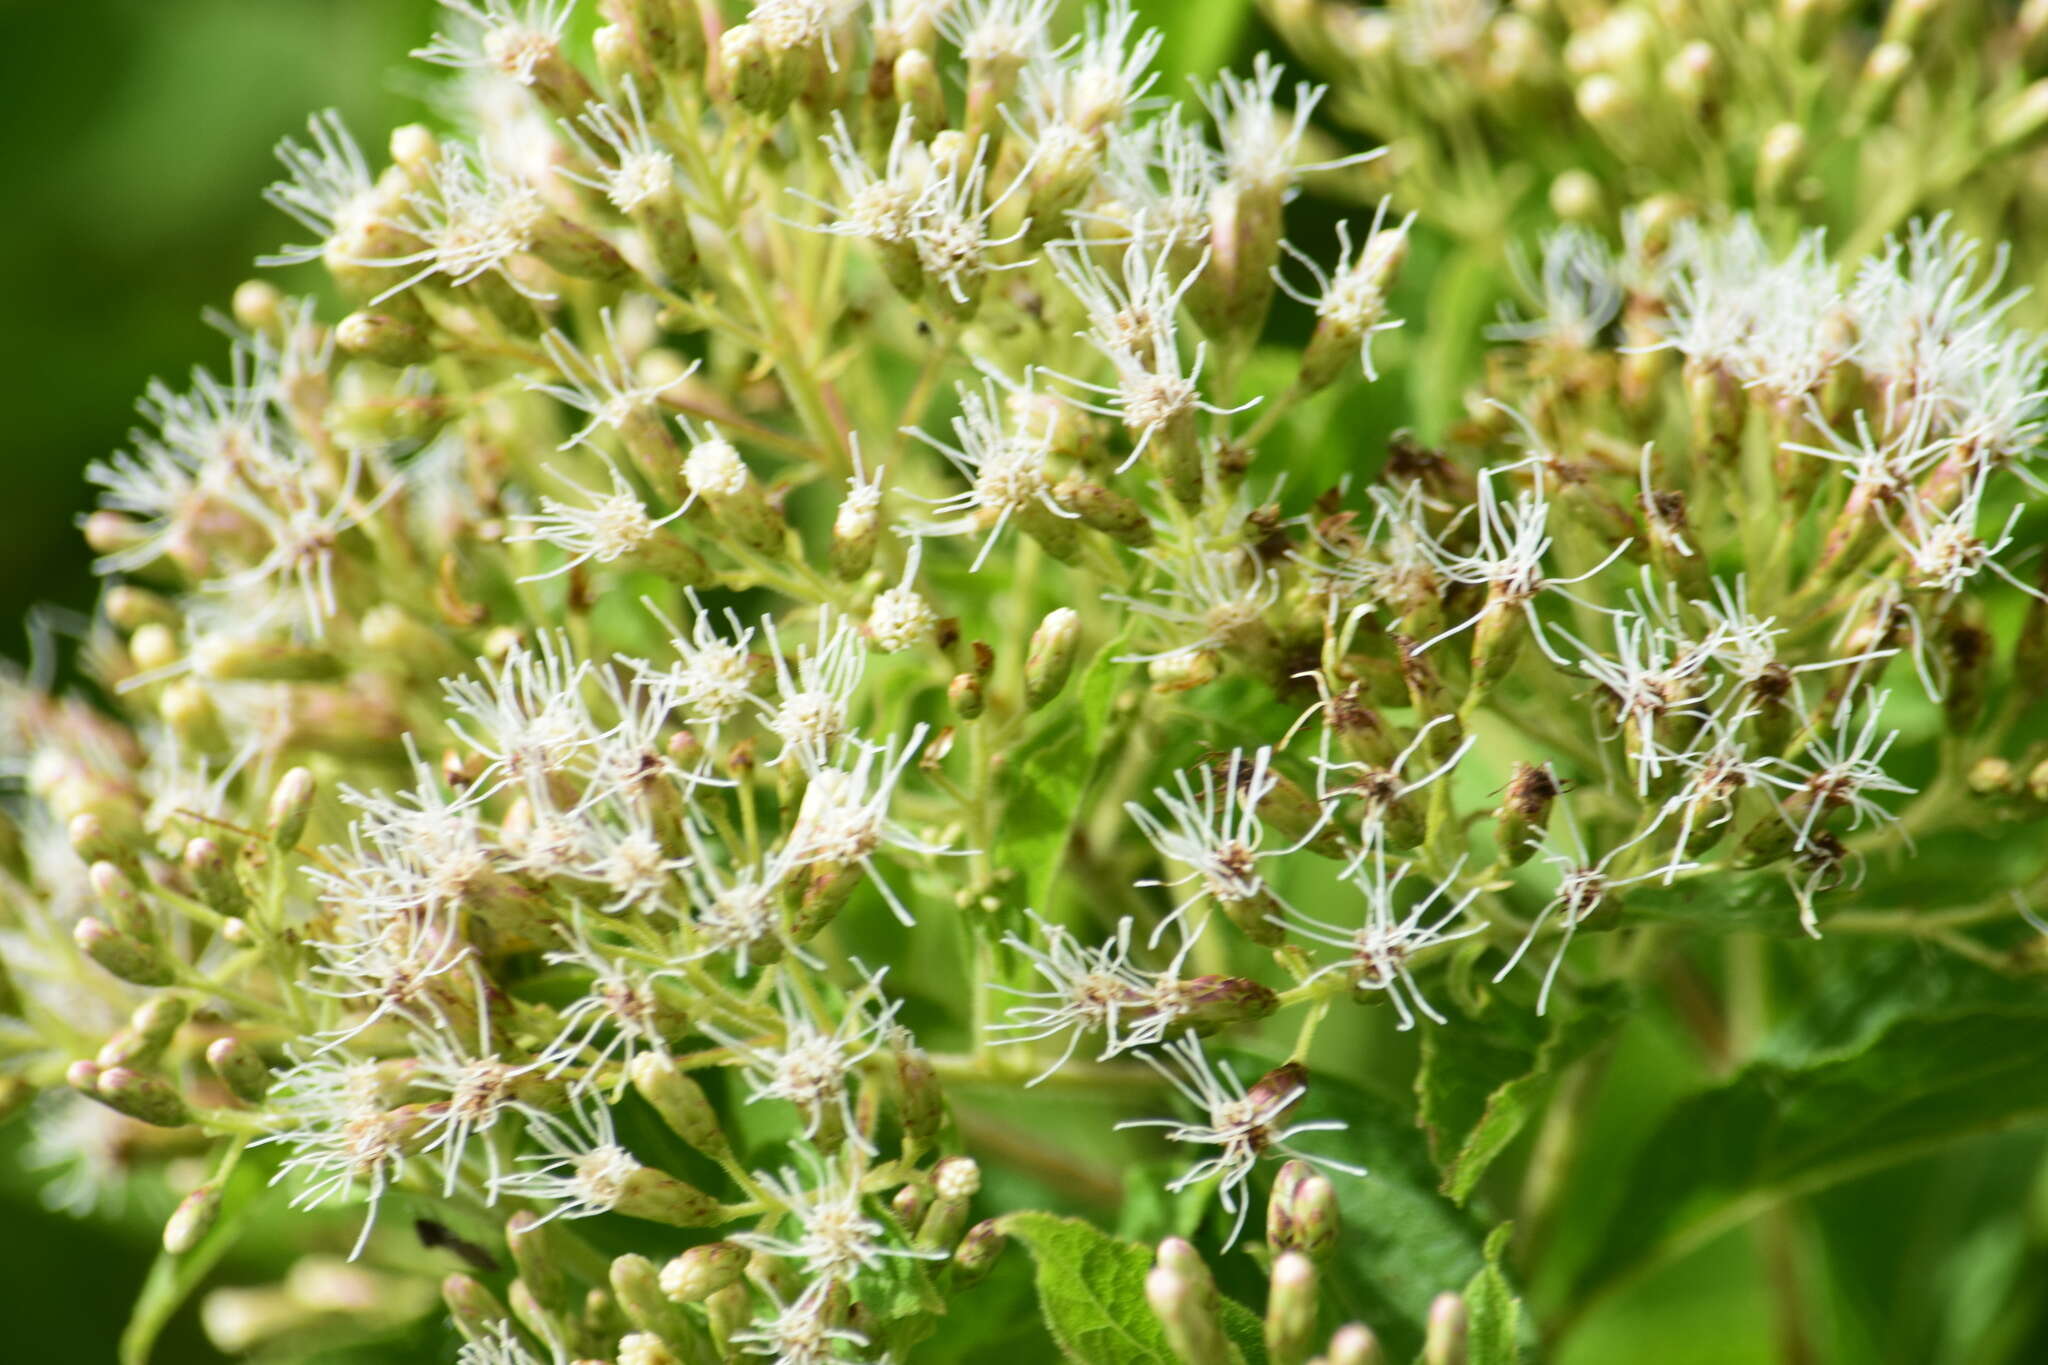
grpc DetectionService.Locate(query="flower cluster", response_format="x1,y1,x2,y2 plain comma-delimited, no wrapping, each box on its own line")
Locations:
9,2,2048,1362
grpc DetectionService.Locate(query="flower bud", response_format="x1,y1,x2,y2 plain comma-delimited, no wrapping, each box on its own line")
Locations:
1170,975,1281,1034
70,812,139,877
207,1035,272,1104
232,279,284,336
192,635,344,683
337,310,435,366
267,767,317,849
1424,1291,1468,1365
442,1275,511,1343
1397,638,1462,762
1754,122,1807,202
946,671,986,720
95,1065,191,1128
683,429,783,552
629,1050,731,1159
612,1252,708,1355
719,23,798,119
506,1210,578,1316
1148,1240,1228,1365
1970,757,2017,798
91,859,156,942
1268,1159,1341,1259
163,1183,223,1255
949,1218,1007,1291
1056,479,1154,547
894,47,946,138
75,916,174,987
661,1242,749,1303
1025,608,1082,710
616,1164,724,1226
619,1332,681,1365
895,1042,946,1143
183,837,249,917
703,1282,751,1354
99,993,190,1071
1853,41,1913,127
1328,1323,1385,1365
918,1157,979,1249
1266,1252,1319,1365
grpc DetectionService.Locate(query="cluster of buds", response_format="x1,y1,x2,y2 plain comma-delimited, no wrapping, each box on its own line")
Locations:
7,0,2048,1360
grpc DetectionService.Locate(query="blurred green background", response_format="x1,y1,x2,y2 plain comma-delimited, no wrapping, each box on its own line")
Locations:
6,3,2048,1362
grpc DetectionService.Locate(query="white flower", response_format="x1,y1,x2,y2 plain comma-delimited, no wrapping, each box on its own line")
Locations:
1275,851,1484,1029
637,590,760,744
1091,107,1220,250
362,142,551,302
530,311,693,451
938,0,1058,64
1108,540,1280,665
785,725,961,924
704,967,901,1153
561,79,678,213
908,134,1035,306
1882,472,2048,606
1126,745,1316,945
735,1148,945,1281
457,1321,558,1365
408,1002,553,1198
1770,689,1918,864
804,109,931,246
259,1050,416,1258
1493,804,1674,1014
261,110,384,267
733,1282,870,1365
1490,225,1622,350
866,541,938,652
506,463,680,580
443,632,598,795
990,912,1197,1082
540,913,686,1092
1275,199,1415,379
904,375,1074,571
681,833,807,976
1312,712,1472,857
1118,1035,1365,1249
1199,53,1375,198
415,0,575,87
488,1100,645,1223
757,608,867,770
1020,0,1162,134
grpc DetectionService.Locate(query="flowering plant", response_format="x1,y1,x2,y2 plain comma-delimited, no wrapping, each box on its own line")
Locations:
9,2,2048,1362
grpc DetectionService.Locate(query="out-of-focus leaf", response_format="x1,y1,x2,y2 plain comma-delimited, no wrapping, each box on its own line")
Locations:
999,1211,1267,1365
1463,1223,1525,1365
1417,987,1627,1203
1135,0,1252,89
1568,991,2048,1310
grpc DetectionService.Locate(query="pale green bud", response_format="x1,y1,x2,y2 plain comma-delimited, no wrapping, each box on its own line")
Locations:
1266,1252,1319,1365
1025,608,1082,710
184,837,249,917
442,1274,511,1343
163,1183,223,1254
660,1242,749,1303
75,916,174,987
1755,122,1807,201
337,310,435,366
267,767,316,849
949,1218,1007,1291
99,994,190,1071
1327,1323,1385,1365
1147,1243,1229,1365
207,1036,271,1104
1423,1292,1468,1365
628,1051,729,1159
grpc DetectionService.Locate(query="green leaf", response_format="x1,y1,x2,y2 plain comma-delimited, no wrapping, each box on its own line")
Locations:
1462,1224,1524,1365
1408,248,1500,440
1417,988,1626,1203
1621,873,1818,936
1134,0,1251,88
120,1150,262,1365
998,637,1132,913
1568,992,2048,1309
999,1211,1266,1365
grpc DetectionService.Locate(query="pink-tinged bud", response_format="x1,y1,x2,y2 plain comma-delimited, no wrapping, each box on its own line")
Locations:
1148,1240,1229,1365
506,1211,578,1316
949,1218,1007,1290
1328,1323,1386,1365
90,859,155,943
207,1036,271,1104
1268,1159,1341,1259
1057,478,1155,547
948,672,986,720
1969,757,2017,799
703,1282,752,1355
1171,975,1281,1033
895,1043,946,1143
612,1252,708,1354
443,1275,510,1343
1423,1291,1469,1365
892,1181,929,1230
95,1065,191,1128
69,812,138,876
1266,1252,1319,1365
66,1059,103,1095
616,1165,724,1227
163,1183,223,1255
661,1241,749,1303
99,994,190,1071
183,837,248,917
75,917,174,987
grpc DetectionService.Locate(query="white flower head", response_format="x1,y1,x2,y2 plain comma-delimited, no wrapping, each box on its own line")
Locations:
736,1148,946,1282
506,463,680,581
1118,1035,1365,1249
990,911,1199,1082
415,0,575,87
904,375,1074,570
1275,850,1484,1029
705,966,902,1153
1127,745,1318,945
488,1100,645,1223
785,724,961,924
